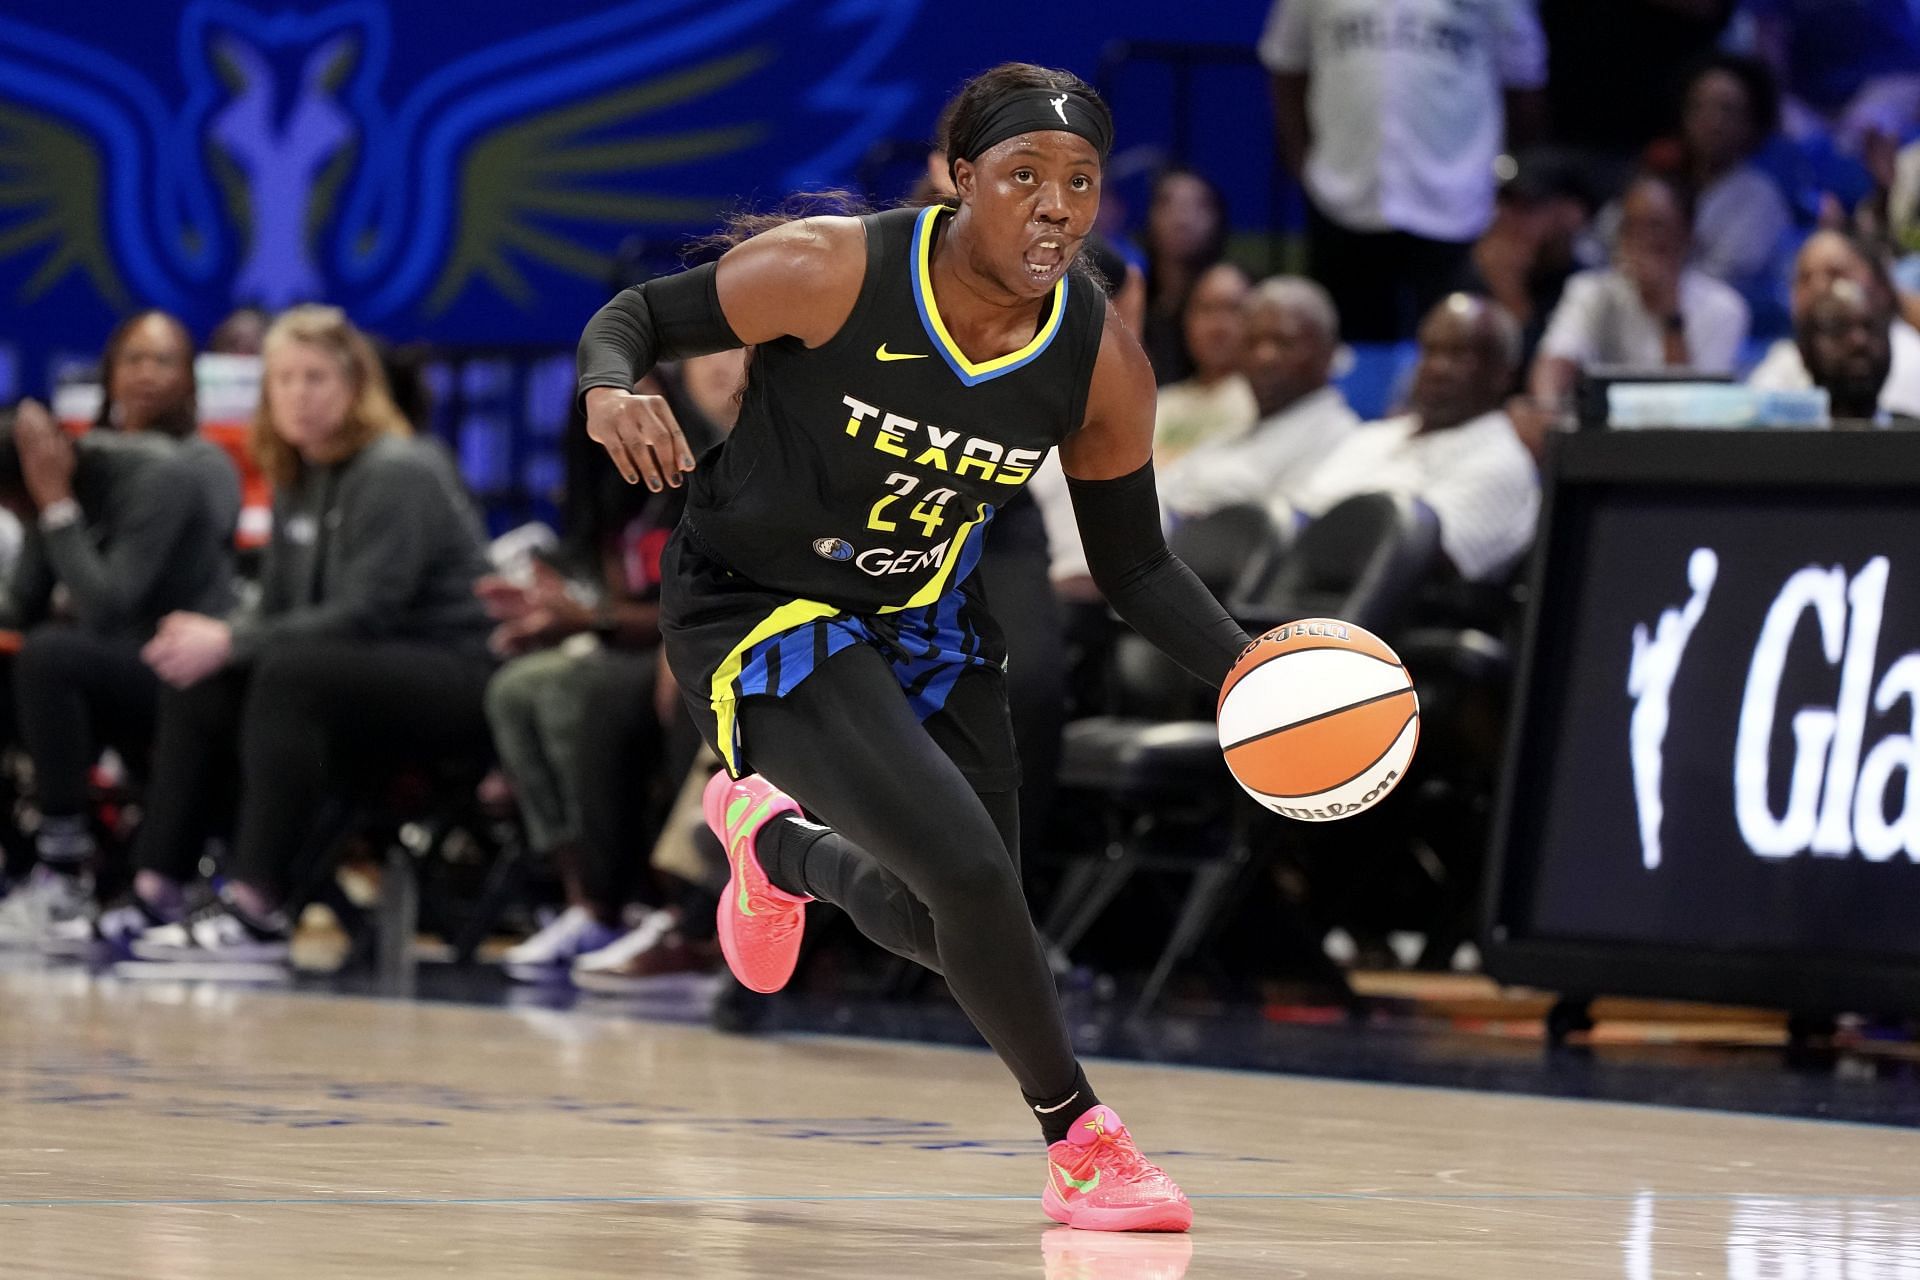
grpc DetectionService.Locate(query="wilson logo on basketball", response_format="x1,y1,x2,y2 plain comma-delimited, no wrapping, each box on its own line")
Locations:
1263,621,1351,644
1216,619,1420,822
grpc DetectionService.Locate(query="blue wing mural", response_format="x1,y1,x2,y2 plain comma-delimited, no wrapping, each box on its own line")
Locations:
0,0,921,342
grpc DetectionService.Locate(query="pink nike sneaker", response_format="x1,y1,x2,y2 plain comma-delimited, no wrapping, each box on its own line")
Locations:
704,771,811,994
1041,1105,1193,1233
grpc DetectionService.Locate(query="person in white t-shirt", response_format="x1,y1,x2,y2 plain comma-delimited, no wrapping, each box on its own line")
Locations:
1160,276,1358,520
1281,295,1540,584
1747,229,1920,418
1261,0,1548,341
1151,262,1260,468
1530,171,1750,404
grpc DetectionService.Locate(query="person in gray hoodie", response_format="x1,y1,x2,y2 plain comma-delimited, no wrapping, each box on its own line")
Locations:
114,306,495,964
0,404,241,946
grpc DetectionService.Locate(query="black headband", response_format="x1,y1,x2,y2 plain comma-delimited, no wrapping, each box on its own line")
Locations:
947,88,1113,178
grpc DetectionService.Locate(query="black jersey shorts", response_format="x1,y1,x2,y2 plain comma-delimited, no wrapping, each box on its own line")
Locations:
658,522,1020,792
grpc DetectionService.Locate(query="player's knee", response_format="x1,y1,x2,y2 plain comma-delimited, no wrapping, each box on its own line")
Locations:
916,833,1021,913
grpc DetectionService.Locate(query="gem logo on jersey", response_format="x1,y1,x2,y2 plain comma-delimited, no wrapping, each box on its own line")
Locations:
812,538,854,562
854,542,950,578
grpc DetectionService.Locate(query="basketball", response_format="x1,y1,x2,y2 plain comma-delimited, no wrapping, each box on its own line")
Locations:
1216,619,1420,821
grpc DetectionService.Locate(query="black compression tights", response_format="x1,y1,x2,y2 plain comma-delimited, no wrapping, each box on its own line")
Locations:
735,644,1081,1105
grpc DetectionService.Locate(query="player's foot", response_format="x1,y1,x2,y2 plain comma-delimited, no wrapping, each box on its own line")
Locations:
1041,1105,1192,1233
704,771,809,994
1040,1225,1194,1279
499,904,622,983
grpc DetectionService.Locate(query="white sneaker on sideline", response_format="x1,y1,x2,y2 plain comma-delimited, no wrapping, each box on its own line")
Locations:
0,867,94,948
572,910,677,978
43,898,174,958
500,905,621,982
130,901,290,965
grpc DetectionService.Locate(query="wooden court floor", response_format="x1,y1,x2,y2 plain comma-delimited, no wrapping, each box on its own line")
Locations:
3,964,1918,1278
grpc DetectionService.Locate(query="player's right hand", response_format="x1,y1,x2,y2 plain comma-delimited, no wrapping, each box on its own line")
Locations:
584,387,698,491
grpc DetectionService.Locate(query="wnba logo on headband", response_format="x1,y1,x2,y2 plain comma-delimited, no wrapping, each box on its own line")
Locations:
949,86,1115,170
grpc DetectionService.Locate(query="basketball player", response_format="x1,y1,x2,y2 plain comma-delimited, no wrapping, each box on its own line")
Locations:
575,64,1248,1233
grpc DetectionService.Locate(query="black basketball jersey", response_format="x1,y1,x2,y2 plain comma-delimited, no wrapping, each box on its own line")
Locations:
682,204,1106,614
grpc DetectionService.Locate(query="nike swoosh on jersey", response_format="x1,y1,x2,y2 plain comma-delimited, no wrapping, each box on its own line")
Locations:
875,344,929,362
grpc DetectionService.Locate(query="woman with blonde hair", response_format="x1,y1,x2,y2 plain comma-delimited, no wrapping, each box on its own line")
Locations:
88,306,496,963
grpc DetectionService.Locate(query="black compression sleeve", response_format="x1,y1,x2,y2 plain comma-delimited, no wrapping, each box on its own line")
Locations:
574,263,743,410
1067,461,1252,688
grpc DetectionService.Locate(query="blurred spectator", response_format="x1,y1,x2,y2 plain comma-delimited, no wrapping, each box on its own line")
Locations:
1666,54,1793,299
0,407,239,946
1743,0,1920,154
1263,0,1547,340
1152,262,1259,467
1888,137,1920,261
1463,152,1600,374
1160,276,1358,520
96,311,197,439
1798,279,1914,424
376,339,436,432
1748,228,1920,416
565,668,721,992
1279,295,1539,584
92,310,259,554
55,309,238,536
207,306,271,358
576,746,734,996
1531,172,1750,403
1138,167,1227,383
121,306,495,967
486,351,741,985
1540,0,1738,177
1881,139,1920,333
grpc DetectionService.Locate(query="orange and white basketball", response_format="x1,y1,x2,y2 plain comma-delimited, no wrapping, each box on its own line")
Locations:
1216,619,1419,821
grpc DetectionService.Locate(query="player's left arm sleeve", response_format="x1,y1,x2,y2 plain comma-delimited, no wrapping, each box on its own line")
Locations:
1069,460,1252,688
574,263,742,411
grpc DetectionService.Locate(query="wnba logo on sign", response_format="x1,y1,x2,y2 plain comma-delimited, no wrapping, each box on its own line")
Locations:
1628,551,1920,867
